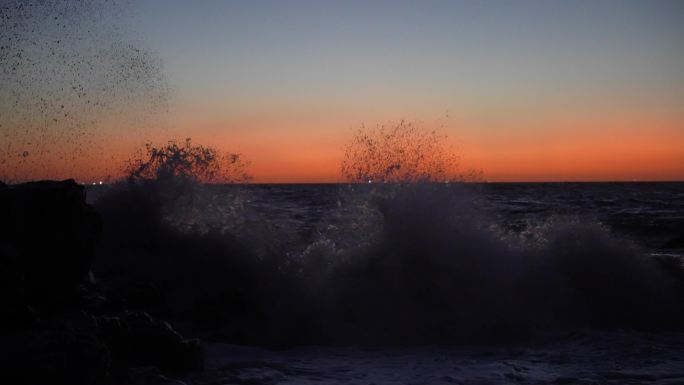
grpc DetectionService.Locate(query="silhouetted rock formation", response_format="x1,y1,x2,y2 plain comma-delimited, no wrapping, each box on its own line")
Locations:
97,311,202,373
0,180,202,384
0,179,101,309
1,312,111,385
663,234,684,249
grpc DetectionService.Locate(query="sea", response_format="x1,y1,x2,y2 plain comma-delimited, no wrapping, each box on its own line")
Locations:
86,181,684,384
187,182,684,257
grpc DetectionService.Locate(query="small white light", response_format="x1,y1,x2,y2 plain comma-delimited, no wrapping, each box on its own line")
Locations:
99,181,103,185
368,179,372,184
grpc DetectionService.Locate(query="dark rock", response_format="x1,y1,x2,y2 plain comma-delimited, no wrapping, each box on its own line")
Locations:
97,311,203,373
654,254,684,289
0,180,203,382
662,234,684,249
0,312,111,385
0,179,101,309
121,281,169,315
127,367,188,385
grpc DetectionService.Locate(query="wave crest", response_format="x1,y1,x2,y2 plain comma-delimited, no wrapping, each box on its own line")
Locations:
93,182,684,345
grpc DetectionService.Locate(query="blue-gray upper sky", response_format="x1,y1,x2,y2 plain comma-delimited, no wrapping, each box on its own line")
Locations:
135,0,682,109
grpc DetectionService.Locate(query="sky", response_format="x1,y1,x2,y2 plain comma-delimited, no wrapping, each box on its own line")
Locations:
1,0,683,182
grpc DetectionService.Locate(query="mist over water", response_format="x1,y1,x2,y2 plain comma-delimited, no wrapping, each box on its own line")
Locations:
90,178,684,346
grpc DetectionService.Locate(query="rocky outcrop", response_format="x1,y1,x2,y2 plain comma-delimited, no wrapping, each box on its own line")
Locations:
0,179,101,308
0,312,110,385
97,311,203,372
0,180,202,384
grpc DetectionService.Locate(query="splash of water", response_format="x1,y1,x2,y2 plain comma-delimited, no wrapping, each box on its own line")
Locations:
92,181,684,345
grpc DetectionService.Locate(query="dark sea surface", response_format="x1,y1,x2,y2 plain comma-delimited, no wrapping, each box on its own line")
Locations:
192,182,684,257
85,181,684,384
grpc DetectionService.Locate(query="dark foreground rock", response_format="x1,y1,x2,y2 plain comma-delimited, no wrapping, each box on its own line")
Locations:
0,312,111,385
0,179,100,309
98,311,203,373
0,180,202,384
663,233,684,249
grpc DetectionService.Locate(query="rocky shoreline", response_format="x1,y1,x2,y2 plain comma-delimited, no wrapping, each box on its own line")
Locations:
0,180,201,385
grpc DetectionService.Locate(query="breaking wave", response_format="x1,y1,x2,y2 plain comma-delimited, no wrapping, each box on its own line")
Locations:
90,178,684,346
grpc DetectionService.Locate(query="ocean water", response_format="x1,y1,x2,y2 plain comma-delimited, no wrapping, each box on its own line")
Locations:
89,181,684,346
202,182,684,257
86,181,684,382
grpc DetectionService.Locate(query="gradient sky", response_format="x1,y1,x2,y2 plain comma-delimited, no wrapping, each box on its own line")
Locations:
2,0,683,182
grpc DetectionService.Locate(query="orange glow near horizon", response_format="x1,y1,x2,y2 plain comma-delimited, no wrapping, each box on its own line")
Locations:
4,110,682,184
157,109,684,183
